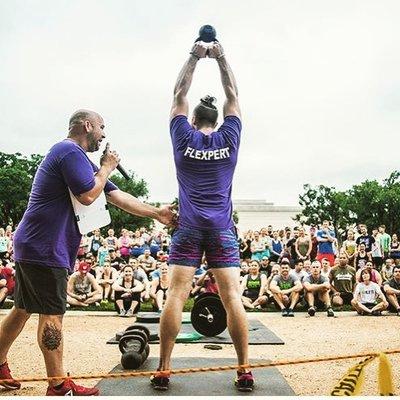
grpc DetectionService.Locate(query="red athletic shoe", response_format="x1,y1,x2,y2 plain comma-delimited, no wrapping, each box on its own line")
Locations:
0,361,21,390
235,371,255,392
46,379,99,396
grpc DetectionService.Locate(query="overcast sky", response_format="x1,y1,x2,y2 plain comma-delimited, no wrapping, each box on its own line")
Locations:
1,0,399,205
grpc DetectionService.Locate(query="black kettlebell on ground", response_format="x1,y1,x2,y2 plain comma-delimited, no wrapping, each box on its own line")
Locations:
121,350,143,370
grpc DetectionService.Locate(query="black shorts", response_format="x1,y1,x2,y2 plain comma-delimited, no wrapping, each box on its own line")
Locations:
362,302,377,310
14,262,68,315
340,292,354,305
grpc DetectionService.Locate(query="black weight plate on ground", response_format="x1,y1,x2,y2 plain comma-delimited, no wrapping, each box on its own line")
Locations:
193,292,220,304
125,324,150,341
118,333,146,354
191,296,227,337
124,329,148,345
136,312,160,323
149,333,159,341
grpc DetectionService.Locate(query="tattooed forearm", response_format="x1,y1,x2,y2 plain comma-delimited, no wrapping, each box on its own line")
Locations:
217,57,238,98
42,322,62,351
174,56,198,97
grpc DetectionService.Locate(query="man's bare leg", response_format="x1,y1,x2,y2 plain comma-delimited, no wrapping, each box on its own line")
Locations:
37,314,65,387
212,267,249,371
158,265,195,371
0,307,31,364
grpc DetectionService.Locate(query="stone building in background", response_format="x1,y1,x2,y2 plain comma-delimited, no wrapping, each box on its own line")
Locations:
233,199,302,233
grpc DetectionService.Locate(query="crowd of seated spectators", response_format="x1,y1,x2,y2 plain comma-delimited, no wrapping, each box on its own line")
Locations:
1,222,400,318
238,221,399,317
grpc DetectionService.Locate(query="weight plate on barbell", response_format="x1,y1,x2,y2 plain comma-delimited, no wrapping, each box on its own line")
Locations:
118,333,146,354
191,295,227,337
193,292,220,304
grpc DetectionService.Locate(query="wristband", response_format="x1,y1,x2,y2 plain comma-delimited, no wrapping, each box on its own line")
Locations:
216,53,225,60
190,52,200,60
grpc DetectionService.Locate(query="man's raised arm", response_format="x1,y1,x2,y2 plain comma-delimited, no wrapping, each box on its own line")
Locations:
209,43,241,119
170,43,208,120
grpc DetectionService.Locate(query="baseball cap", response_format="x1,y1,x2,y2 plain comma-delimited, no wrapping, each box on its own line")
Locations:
160,255,169,262
78,262,91,273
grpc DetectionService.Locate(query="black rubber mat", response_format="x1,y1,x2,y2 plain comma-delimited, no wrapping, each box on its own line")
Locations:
107,319,284,345
95,357,295,396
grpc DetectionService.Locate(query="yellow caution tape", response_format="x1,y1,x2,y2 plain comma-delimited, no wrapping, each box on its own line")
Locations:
331,355,376,396
378,353,394,396
331,353,394,396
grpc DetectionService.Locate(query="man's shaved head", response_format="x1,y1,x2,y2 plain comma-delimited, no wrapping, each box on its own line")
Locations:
68,109,105,152
69,109,101,131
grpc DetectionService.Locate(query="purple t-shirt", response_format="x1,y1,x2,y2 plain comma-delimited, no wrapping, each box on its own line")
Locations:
170,115,241,230
13,139,118,271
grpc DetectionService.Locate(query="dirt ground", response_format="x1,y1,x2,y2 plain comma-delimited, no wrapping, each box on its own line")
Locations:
0,310,399,396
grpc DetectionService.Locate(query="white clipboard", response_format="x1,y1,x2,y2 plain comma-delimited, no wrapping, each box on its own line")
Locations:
69,189,111,235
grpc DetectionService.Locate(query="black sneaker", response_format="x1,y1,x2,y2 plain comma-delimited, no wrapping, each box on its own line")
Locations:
371,310,382,316
288,308,294,317
235,371,255,392
326,307,335,317
307,307,316,317
150,371,170,391
281,308,288,317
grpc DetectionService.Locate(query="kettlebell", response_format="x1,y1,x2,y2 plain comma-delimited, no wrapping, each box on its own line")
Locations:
195,25,217,43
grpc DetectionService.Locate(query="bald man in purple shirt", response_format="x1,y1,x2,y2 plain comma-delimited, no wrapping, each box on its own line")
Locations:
151,41,254,392
0,110,174,396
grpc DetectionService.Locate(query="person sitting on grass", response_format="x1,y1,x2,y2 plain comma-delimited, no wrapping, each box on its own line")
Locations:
292,260,307,283
254,264,281,309
191,270,219,297
0,272,8,309
67,262,102,307
112,264,144,317
137,248,157,273
330,252,356,308
383,265,400,316
355,262,382,286
269,259,302,316
96,256,118,303
150,263,170,313
96,239,110,268
351,268,388,316
381,258,394,282
127,257,151,302
320,258,331,279
240,260,267,310
303,261,334,317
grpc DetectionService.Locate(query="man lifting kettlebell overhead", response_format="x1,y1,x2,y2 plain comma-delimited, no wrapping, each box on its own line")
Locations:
150,26,254,392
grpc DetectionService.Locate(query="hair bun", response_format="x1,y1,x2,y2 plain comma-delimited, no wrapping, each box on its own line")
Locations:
200,95,217,108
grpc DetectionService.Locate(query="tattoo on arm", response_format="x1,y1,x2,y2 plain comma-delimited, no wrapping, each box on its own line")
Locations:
174,56,198,98
42,322,62,351
217,58,238,98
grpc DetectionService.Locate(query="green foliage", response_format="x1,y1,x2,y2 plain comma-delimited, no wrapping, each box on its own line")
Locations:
0,152,44,226
296,171,400,233
233,209,239,224
107,171,154,235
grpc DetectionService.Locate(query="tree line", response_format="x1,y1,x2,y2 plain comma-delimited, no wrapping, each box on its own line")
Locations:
295,171,400,234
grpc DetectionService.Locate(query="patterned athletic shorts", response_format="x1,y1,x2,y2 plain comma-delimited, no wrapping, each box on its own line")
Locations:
168,226,240,268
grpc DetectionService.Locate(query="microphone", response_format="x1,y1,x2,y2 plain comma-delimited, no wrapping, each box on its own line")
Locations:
117,164,130,181
102,143,131,181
